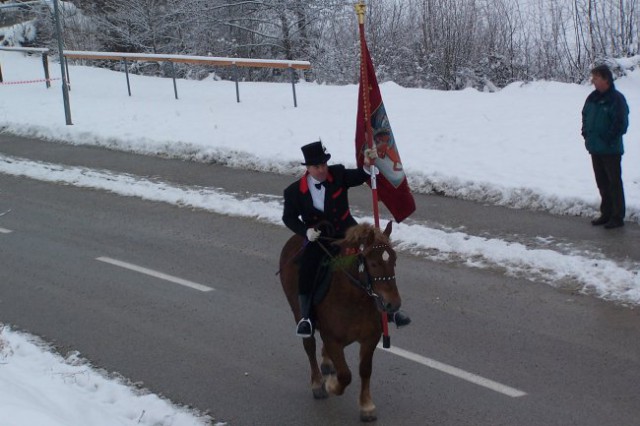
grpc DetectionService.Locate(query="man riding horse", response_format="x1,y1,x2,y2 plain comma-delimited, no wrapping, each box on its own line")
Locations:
282,141,411,337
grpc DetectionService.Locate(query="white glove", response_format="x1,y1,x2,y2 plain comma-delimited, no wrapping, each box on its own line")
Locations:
364,147,378,166
306,228,321,242
364,147,379,160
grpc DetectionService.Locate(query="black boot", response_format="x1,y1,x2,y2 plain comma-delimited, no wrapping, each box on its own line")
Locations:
604,219,624,229
388,310,411,328
296,295,313,338
591,216,610,226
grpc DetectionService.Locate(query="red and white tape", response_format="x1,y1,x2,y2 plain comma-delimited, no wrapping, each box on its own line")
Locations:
0,77,61,85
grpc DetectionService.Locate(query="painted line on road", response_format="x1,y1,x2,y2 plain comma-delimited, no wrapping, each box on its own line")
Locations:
96,256,214,292
378,344,527,398
0,227,12,233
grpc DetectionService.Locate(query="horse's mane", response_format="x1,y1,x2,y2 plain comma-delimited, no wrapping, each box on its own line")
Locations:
341,223,390,247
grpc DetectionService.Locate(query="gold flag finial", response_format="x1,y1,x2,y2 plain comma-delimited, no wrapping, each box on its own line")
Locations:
355,1,366,25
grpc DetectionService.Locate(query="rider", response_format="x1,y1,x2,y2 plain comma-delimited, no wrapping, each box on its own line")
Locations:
282,140,411,338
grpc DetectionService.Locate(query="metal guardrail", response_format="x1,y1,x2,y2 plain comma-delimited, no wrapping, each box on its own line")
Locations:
0,46,51,87
0,46,312,124
63,50,311,106
63,51,311,69
0,46,49,53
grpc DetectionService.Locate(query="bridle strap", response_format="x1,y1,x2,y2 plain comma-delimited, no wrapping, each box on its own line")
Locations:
316,240,390,308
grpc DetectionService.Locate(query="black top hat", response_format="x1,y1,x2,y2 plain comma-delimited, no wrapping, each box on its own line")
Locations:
301,141,331,166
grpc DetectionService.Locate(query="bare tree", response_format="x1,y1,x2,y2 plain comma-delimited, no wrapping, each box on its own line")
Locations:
23,0,640,87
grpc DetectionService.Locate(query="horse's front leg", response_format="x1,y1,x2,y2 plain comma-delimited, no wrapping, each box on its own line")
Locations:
320,344,336,376
303,336,327,399
358,338,378,422
323,340,351,396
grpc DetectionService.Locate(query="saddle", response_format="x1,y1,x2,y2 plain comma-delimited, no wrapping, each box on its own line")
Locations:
293,244,339,306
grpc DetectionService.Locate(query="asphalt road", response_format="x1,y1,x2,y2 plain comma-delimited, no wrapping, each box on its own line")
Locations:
1,135,639,426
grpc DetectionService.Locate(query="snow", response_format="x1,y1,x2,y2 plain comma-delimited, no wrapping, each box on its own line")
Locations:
0,51,637,221
0,326,212,426
0,50,638,425
0,20,37,47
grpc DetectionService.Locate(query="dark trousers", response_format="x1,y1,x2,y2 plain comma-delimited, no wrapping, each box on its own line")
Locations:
298,241,330,296
591,154,625,221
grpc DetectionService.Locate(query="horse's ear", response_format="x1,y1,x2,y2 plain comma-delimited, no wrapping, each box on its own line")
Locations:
383,221,393,237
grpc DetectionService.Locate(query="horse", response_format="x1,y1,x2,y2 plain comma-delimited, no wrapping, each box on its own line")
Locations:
279,221,402,422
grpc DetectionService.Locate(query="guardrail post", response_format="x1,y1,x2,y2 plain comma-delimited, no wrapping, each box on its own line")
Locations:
42,53,50,88
64,57,71,91
233,64,240,103
0,62,3,83
53,0,72,125
123,59,131,96
170,61,178,100
290,67,298,108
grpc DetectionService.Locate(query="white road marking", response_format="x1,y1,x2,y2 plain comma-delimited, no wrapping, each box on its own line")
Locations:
0,227,12,233
96,256,214,292
378,344,527,398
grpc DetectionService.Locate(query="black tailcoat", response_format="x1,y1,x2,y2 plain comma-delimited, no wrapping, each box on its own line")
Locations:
283,164,368,295
283,164,368,238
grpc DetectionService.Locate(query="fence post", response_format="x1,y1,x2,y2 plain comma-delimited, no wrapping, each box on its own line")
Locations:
233,64,240,103
64,57,71,91
42,53,50,88
290,67,298,108
123,59,131,96
53,0,72,124
170,61,178,100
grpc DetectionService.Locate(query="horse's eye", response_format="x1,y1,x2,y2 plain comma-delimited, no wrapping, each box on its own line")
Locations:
382,250,390,262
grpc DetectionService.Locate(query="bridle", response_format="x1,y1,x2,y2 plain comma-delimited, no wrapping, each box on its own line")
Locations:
320,240,397,312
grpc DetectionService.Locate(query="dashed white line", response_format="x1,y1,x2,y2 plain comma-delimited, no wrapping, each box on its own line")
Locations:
0,227,12,234
96,256,214,292
378,344,527,398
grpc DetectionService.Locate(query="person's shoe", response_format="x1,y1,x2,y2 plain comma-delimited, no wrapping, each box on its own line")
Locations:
388,311,411,328
604,219,624,229
591,216,610,226
296,318,313,338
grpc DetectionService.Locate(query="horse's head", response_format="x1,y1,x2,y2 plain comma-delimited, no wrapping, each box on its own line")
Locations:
337,221,402,314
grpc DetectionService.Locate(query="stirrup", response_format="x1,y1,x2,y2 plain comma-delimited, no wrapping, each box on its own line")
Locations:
296,318,313,338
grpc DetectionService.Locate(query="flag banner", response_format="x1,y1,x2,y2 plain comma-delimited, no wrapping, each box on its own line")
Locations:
355,41,416,223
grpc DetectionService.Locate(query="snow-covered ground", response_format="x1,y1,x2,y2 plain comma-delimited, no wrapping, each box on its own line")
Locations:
0,50,638,425
0,325,212,426
1,52,639,220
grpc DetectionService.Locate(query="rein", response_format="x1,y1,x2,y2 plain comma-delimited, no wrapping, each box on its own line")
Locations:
317,239,393,310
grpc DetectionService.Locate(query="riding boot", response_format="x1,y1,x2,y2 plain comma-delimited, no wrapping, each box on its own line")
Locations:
296,294,313,338
388,310,411,328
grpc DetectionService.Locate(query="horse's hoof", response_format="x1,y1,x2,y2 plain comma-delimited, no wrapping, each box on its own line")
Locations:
360,409,377,422
324,375,343,395
321,363,336,376
312,382,329,399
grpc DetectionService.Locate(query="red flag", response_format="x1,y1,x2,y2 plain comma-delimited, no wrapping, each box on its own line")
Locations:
355,39,416,223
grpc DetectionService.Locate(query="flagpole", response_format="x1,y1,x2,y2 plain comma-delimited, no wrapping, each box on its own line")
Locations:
355,0,380,230
356,0,390,348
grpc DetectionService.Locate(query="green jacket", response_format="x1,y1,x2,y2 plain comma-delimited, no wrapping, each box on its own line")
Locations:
581,85,629,155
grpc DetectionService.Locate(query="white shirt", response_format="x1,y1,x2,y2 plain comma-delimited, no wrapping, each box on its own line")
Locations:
307,175,325,212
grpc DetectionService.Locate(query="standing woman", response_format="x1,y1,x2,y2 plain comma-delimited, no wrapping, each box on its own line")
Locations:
581,64,630,229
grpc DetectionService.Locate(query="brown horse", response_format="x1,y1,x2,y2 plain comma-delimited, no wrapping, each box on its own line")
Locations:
279,221,402,422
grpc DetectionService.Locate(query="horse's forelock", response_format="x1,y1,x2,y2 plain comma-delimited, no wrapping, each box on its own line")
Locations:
341,224,390,248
